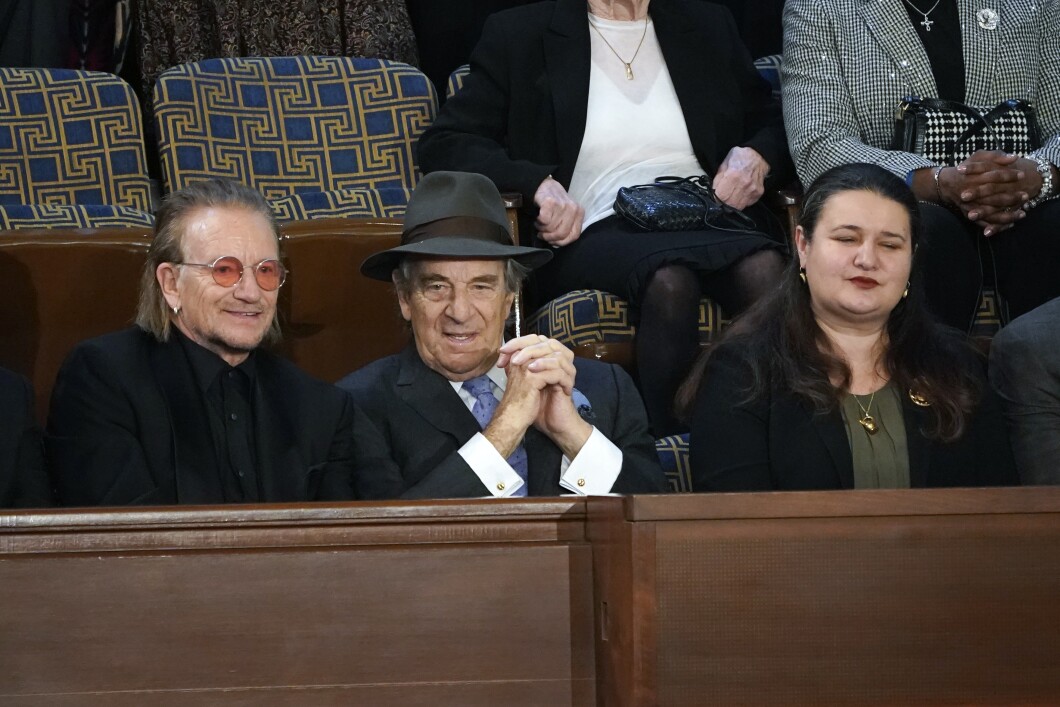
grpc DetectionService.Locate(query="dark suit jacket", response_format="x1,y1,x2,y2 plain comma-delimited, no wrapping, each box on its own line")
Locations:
336,347,667,498
417,0,792,220
46,327,402,506
0,367,51,508
690,348,1019,491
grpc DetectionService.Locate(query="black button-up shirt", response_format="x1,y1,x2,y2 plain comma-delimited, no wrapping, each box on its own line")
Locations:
177,330,260,502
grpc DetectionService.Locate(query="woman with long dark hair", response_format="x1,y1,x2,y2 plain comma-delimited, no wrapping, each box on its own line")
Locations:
683,163,1017,491
783,0,1060,330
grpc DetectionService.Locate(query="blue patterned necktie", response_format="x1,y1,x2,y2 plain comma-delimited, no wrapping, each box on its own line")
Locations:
462,374,529,496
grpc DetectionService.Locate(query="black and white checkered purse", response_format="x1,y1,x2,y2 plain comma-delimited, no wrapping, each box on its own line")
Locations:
891,96,1041,166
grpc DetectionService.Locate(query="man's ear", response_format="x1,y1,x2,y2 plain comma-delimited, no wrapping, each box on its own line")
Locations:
158,263,181,310
393,271,412,322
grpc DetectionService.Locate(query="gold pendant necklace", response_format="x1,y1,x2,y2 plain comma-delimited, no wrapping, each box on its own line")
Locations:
588,14,649,80
853,390,879,435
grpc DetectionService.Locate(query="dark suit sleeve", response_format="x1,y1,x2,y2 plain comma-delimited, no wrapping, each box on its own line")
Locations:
0,372,51,508
46,343,159,506
399,455,496,500
417,12,556,203
689,350,775,491
989,310,1060,486
344,397,408,501
607,364,669,494
337,373,494,500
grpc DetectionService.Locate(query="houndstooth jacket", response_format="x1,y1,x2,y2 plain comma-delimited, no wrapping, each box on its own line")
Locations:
781,0,1060,186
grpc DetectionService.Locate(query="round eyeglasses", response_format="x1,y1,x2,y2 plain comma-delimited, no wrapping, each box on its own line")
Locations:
178,256,287,291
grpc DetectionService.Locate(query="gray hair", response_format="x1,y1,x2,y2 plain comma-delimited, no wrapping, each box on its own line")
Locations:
391,257,530,296
135,178,282,342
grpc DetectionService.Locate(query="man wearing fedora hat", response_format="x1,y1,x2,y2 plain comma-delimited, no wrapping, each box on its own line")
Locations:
338,171,666,497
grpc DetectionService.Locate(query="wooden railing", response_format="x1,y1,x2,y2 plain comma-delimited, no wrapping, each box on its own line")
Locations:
3,487,1059,705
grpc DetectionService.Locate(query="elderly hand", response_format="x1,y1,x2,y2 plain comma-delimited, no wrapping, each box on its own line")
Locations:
534,176,584,247
497,335,592,459
712,146,769,211
483,335,570,457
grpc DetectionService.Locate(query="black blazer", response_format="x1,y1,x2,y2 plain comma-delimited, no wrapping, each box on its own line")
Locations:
46,327,402,506
418,0,791,216
690,348,1019,491
0,367,51,508
336,347,667,498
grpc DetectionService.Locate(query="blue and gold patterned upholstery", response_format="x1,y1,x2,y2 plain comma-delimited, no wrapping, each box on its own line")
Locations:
0,68,152,211
153,56,437,220
655,434,692,493
752,54,783,101
0,204,154,230
270,186,414,222
971,287,1003,338
525,289,729,346
446,65,470,99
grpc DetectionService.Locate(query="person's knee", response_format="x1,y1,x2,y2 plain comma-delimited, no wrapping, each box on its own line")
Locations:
645,264,699,303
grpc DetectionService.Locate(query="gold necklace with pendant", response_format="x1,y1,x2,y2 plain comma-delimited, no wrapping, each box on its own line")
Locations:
852,390,879,435
588,14,649,80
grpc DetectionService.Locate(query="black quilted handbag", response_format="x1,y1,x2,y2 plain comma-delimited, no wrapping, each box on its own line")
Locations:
891,96,1041,166
614,175,756,232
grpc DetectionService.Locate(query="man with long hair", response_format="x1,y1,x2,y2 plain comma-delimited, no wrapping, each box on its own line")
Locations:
47,178,399,506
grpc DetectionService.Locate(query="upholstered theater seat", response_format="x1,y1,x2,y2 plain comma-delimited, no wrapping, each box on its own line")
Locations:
0,205,154,230
276,217,408,383
153,56,437,220
655,433,692,493
0,229,153,423
0,68,154,229
270,187,414,222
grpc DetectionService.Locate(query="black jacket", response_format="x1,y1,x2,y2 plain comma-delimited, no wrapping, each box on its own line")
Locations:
0,367,51,508
46,327,402,506
690,347,1019,491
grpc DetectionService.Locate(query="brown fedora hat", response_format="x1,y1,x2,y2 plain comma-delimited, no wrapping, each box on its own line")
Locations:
360,171,552,281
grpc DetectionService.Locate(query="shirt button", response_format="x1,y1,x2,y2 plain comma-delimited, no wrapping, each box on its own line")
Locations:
229,413,238,421
577,479,586,487
497,482,505,491
237,470,245,478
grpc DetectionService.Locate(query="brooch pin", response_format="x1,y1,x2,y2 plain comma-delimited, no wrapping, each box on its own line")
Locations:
976,8,999,30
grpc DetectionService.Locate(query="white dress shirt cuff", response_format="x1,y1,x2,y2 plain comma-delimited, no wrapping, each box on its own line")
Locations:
457,432,526,497
559,426,622,495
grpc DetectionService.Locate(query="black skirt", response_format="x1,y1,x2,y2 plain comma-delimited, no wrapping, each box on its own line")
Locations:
531,203,787,314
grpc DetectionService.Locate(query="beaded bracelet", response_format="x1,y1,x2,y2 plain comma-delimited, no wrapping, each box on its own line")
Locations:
1025,156,1055,210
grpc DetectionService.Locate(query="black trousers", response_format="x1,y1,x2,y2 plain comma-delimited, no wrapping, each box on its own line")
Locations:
919,199,1060,330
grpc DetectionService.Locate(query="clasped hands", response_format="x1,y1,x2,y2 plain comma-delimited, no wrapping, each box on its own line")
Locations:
936,150,1046,237
481,335,592,461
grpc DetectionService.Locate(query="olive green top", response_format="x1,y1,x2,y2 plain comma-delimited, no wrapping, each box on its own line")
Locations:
840,383,911,489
